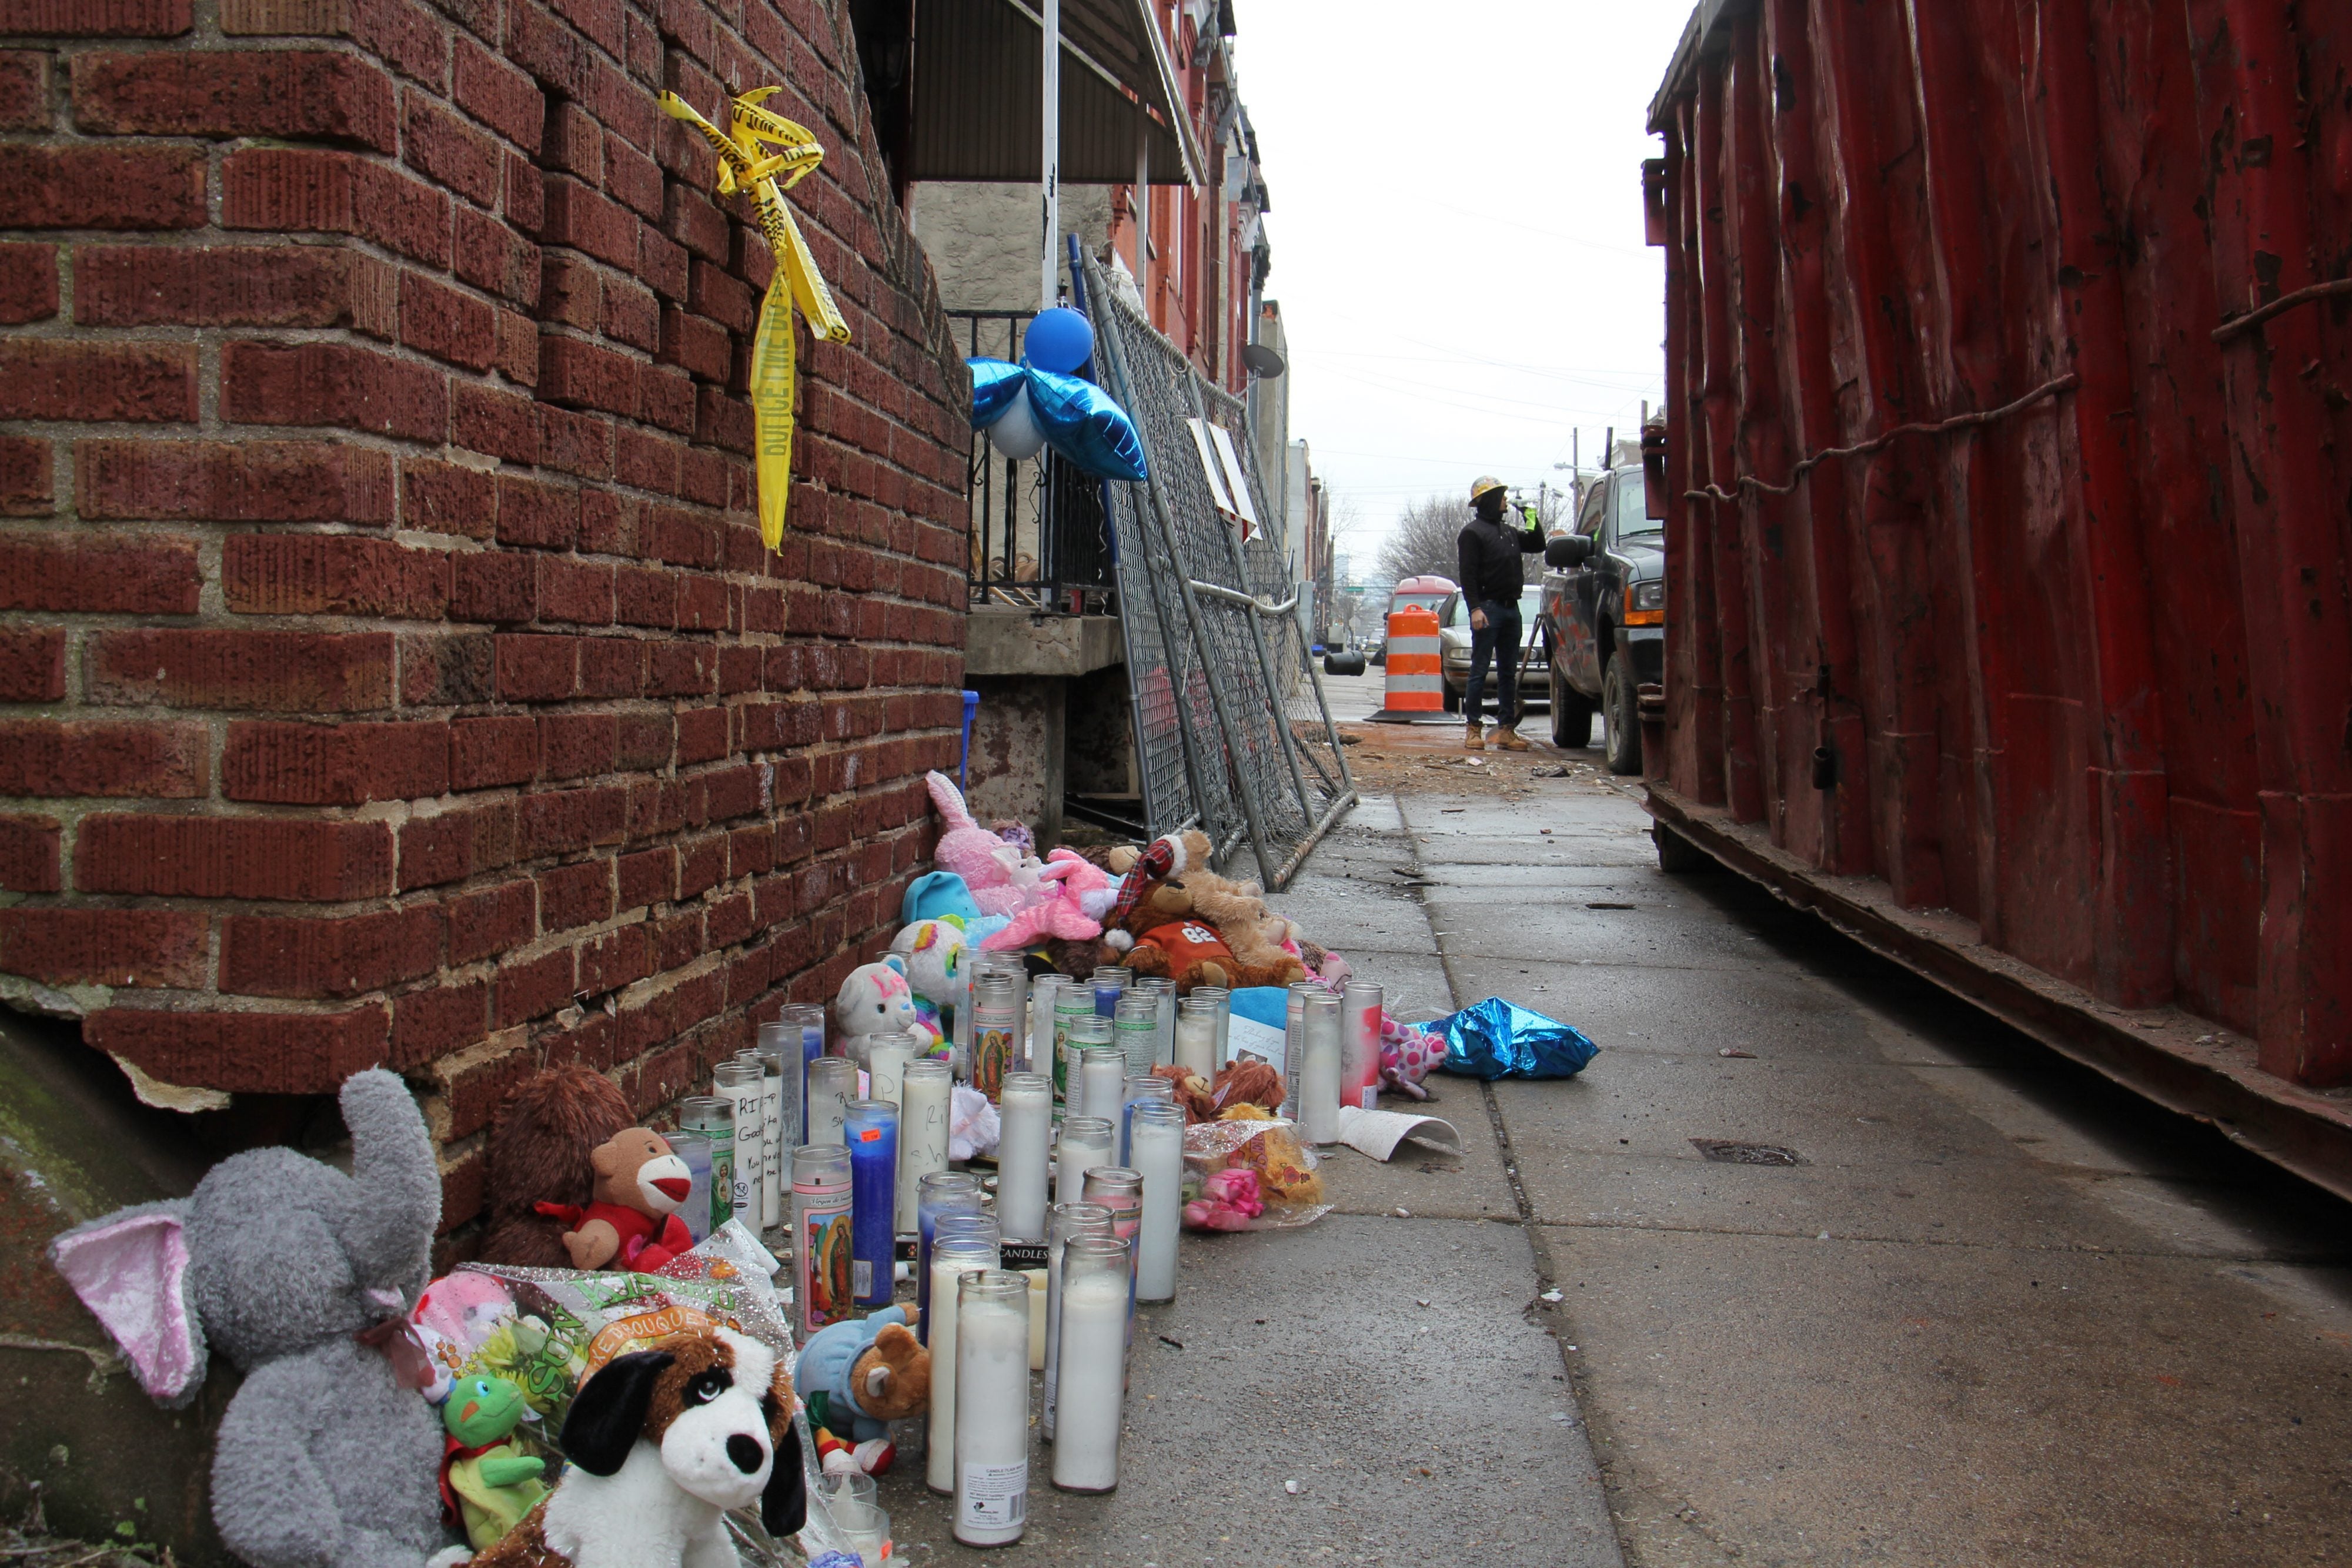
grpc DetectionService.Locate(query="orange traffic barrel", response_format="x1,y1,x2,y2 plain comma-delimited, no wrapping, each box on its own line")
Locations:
1369,605,1444,721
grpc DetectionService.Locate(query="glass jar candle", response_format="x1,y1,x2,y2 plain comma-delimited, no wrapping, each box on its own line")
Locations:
713,1060,766,1229
803,1055,856,1148
1118,1075,1174,1165
843,1099,897,1308
1112,994,1159,1082
780,1002,827,1139
968,971,1020,1101
1081,1165,1142,1278
1283,981,1318,1112
914,1171,984,1327
1041,1201,1112,1441
1051,983,1097,1101
1343,979,1386,1113
994,1072,1052,1242
1090,964,1130,1018
1133,975,1177,1068
1190,984,1232,1065
1077,1044,1128,1126
1050,1234,1132,1493
750,1034,790,1228
863,1028,917,1118
1299,991,1344,1144
791,1144,854,1336
1028,973,1064,1078
898,1058,951,1232
679,1095,734,1239
1174,996,1220,1080
924,1232,1001,1496
666,1129,713,1245
1054,1116,1115,1209
1129,1101,1186,1303
952,1269,1031,1546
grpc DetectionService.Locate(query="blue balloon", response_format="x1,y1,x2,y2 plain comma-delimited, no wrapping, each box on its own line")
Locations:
1023,307,1095,375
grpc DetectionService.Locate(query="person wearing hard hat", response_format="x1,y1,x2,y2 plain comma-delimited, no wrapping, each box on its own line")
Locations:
1454,476,1544,751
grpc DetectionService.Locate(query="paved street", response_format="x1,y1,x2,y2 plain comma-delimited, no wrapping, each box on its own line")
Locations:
888,672,2351,1567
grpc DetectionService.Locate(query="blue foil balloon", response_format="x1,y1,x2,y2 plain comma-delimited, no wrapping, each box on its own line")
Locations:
964,357,1148,483
1418,997,1599,1080
1024,307,1095,374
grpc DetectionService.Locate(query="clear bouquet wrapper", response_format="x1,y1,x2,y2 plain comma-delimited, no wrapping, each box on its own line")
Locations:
1180,1117,1331,1231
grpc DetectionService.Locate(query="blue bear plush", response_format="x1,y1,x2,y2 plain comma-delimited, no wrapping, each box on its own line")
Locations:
794,1306,928,1476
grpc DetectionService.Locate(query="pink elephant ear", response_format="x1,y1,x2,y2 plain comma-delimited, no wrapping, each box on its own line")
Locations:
50,1202,207,1407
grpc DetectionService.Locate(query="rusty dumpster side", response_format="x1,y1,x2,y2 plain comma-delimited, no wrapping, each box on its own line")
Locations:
1643,0,2352,1189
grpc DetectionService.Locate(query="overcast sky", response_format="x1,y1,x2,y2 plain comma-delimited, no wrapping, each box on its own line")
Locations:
1237,1,1692,580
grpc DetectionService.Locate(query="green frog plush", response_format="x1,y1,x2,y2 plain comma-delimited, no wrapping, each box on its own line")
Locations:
438,1372,548,1550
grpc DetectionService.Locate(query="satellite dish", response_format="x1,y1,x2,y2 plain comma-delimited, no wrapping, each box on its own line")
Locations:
1242,342,1287,378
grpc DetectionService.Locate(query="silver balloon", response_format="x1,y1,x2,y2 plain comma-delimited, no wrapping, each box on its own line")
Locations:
984,385,1047,460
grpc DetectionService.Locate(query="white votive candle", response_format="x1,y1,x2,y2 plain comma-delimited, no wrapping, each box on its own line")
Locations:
804,1055,856,1148
925,1234,998,1496
1128,1101,1185,1303
1028,974,1064,1076
953,1271,1031,1546
1174,998,1219,1079
1078,1045,1127,1125
898,1058,952,1233
1054,1116,1114,1210
1051,1235,1131,1492
1299,991,1343,1144
1025,1269,1047,1369
866,1029,916,1116
995,1071,1052,1242
1041,1202,1110,1441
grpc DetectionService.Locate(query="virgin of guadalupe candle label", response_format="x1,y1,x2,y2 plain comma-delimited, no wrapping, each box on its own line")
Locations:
799,1176,854,1329
962,1463,1025,1528
973,1023,1013,1100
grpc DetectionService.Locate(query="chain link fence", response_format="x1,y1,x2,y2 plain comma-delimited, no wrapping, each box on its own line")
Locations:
1079,252,1354,888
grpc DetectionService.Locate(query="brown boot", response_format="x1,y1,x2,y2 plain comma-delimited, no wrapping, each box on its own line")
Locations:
1491,726,1531,752
1463,721,1485,751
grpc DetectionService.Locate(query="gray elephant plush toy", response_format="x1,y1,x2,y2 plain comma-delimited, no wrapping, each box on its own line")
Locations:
50,1069,466,1568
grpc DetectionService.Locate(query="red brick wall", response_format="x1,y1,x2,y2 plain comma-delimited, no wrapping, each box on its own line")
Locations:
0,0,973,1231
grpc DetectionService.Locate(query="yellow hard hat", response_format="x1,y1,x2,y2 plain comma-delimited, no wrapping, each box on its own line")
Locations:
1469,475,1506,503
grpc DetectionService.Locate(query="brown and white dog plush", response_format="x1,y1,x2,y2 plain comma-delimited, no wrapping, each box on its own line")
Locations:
473,1325,804,1568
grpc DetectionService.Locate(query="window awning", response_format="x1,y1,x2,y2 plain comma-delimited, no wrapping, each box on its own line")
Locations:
908,0,1204,188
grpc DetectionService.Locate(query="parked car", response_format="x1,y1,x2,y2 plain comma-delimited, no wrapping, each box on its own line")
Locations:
1371,574,1456,666
1437,585,1549,715
1538,463,1663,772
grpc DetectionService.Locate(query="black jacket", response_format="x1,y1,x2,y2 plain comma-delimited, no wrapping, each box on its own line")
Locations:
1456,513,1544,607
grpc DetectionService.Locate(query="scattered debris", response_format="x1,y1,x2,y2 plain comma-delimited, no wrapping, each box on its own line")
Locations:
1540,1289,1565,1303
1531,764,1570,777
1158,1335,1185,1350
1284,1479,1303,1495
1691,1138,1805,1165
1588,902,1636,910
1718,1047,1756,1058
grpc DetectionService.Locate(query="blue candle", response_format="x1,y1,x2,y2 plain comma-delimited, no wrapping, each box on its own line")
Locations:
781,1002,826,1141
844,1099,898,1308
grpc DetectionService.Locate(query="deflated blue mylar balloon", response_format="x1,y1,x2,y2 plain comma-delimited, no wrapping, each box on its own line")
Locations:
1418,997,1599,1080
965,357,1148,483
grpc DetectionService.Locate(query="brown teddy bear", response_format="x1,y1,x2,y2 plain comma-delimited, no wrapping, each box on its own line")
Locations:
479,1065,634,1267
532,1127,694,1271
1103,872,1304,994
1178,873,1307,979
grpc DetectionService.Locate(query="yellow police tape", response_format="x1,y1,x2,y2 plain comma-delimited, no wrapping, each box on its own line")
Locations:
659,88,852,550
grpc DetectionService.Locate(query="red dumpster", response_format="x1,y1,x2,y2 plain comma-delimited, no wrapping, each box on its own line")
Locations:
1643,0,2352,1191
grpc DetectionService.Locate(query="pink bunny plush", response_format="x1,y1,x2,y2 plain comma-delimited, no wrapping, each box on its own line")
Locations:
926,771,1048,918
979,850,1108,951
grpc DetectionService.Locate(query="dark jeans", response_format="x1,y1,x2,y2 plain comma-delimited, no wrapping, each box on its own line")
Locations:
1465,600,1522,726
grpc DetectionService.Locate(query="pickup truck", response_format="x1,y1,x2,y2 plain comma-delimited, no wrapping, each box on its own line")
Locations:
1537,463,1663,773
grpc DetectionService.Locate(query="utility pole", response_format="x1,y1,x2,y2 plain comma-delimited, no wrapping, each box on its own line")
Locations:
1571,429,1580,506
1041,0,1060,310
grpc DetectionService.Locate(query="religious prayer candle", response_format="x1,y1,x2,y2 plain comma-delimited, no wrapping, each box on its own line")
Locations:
843,1099,897,1308
667,1131,713,1245
1029,974,1064,1078
1081,1166,1142,1276
898,1058,953,1230
1174,995,1220,1080
1299,990,1344,1145
1090,965,1130,1018
953,1270,1031,1546
864,1029,916,1120
925,1233,1000,1496
914,1172,983,1329
1041,1202,1111,1441
1113,994,1159,1082
679,1094,734,1239
1284,981,1318,1115
750,1035,789,1228
1343,980,1387,1112
1052,984,1097,1101
1050,1235,1132,1492
1134,976,1177,1066
969,972,1020,1101
951,949,975,1076
781,1002,827,1141
1077,1045,1128,1126
1128,1101,1185,1303
995,1072,1052,1242
804,1055,856,1148
791,1144,854,1337
1118,1075,1173,1165
1054,1116,1114,1210
1190,985,1232,1064
714,1060,766,1229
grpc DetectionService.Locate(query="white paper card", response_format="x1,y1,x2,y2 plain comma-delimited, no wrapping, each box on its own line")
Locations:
1334,1105,1462,1162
